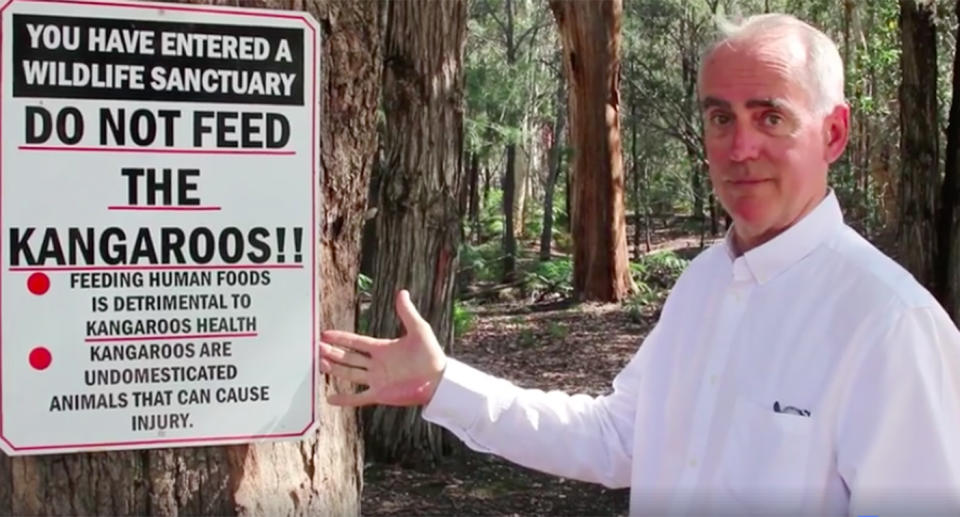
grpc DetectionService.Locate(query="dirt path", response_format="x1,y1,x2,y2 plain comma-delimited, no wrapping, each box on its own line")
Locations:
362,299,658,516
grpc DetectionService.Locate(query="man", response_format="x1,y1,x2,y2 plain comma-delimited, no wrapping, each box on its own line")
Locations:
319,13,960,516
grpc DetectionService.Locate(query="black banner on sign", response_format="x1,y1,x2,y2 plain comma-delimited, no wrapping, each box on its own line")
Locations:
13,14,305,105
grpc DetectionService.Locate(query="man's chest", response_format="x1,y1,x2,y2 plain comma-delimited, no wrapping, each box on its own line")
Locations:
629,272,871,515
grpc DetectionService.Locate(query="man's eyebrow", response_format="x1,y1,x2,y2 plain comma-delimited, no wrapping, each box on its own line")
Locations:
700,97,729,110
745,98,789,109
700,97,793,111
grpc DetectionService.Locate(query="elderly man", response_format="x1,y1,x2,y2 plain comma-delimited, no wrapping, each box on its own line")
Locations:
319,13,960,516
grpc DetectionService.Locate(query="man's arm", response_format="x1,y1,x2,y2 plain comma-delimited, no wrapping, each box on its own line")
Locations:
420,329,652,487
319,289,649,488
837,306,960,516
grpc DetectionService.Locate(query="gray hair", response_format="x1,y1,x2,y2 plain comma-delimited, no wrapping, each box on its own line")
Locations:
698,13,845,115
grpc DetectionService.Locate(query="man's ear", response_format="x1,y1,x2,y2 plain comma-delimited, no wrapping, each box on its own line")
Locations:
823,103,850,164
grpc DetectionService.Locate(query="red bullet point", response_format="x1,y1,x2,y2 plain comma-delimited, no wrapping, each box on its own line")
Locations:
29,347,52,370
27,273,49,295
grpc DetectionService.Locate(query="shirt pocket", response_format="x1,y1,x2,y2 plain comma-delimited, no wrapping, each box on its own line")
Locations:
718,396,816,515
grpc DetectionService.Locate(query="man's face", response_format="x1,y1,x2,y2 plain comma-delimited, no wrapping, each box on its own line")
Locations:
699,38,846,251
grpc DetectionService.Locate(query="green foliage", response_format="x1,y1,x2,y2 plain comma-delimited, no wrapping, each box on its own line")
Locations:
625,283,660,324
624,250,691,323
480,189,505,240
453,302,476,338
525,258,574,297
356,307,370,335
630,250,690,290
460,240,505,283
466,0,557,166
357,273,373,296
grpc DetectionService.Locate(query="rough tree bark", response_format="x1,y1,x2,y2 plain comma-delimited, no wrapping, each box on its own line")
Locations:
898,0,939,289
364,0,466,464
0,1,381,515
550,0,633,302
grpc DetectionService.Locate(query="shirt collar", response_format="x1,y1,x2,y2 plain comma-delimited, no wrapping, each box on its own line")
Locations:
723,190,843,284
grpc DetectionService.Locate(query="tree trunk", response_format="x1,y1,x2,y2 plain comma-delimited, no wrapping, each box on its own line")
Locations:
540,65,567,261
937,0,960,322
630,98,641,261
550,0,632,302
564,161,571,233
500,0,519,281
898,0,939,289
503,143,518,280
365,0,466,464
0,0,380,514
512,140,533,240
482,165,491,217
468,152,481,243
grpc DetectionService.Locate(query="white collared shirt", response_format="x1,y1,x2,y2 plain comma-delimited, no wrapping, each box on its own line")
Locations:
422,191,960,516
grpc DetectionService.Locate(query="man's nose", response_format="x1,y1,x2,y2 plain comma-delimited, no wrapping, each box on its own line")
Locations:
728,123,762,162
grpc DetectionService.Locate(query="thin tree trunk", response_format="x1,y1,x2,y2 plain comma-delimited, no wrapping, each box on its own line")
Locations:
551,0,633,302
709,191,718,236
540,63,567,261
0,0,379,514
468,152,481,243
365,0,466,464
630,95,642,260
482,165,491,215
898,0,939,288
501,0,519,280
503,143,518,280
564,162,571,233
513,133,529,238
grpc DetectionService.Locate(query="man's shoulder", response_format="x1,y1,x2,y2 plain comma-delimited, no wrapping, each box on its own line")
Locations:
820,225,936,310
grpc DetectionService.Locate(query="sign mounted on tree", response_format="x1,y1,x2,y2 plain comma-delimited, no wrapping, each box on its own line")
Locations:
0,0,321,455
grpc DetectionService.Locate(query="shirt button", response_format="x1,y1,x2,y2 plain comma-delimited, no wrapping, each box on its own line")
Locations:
710,375,718,386
689,458,698,468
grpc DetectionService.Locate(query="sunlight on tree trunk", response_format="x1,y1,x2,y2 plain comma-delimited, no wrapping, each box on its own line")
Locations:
550,0,633,302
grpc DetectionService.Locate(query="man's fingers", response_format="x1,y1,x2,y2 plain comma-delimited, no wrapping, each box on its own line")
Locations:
321,330,386,353
327,389,378,407
395,289,428,333
319,342,371,369
320,358,369,385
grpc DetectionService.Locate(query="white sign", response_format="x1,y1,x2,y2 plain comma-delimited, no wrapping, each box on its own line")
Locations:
0,0,320,455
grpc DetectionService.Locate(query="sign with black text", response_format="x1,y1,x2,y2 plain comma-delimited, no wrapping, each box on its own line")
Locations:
0,0,320,455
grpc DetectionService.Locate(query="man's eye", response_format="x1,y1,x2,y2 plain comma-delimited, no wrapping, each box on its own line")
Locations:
709,113,731,126
763,112,784,127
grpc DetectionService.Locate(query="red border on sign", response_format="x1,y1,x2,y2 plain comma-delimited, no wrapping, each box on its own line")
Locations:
0,0,319,452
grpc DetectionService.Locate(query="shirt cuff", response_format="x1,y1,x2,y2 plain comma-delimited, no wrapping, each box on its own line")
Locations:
422,358,495,430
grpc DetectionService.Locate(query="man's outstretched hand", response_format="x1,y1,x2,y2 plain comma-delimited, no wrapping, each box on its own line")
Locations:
319,289,447,407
